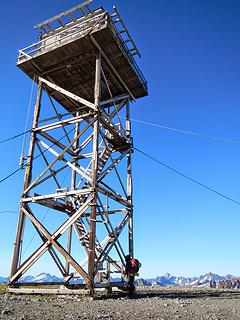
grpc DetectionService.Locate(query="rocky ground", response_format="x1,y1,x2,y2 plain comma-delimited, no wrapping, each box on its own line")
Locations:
1,287,240,320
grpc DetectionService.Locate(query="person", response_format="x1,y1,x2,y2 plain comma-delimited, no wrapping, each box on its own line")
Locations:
125,255,135,297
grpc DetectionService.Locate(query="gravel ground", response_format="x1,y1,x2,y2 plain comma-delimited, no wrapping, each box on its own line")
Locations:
1,287,240,320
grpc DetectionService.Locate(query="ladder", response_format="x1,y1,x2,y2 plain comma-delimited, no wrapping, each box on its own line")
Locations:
111,6,141,58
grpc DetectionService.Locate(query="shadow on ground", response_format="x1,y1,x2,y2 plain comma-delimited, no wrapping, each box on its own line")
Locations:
98,289,240,301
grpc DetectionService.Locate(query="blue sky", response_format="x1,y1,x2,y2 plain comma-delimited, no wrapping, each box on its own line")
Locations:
1,0,240,278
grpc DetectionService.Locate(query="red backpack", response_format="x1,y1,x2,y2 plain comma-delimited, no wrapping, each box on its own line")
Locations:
130,258,140,273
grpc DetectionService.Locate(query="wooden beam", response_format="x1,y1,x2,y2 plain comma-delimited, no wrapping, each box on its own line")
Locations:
33,197,73,213
126,99,134,257
37,132,76,157
10,82,43,278
38,140,92,184
34,0,93,29
99,115,127,145
88,52,101,294
34,114,87,132
35,140,62,189
89,35,135,101
97,185,131,208
94,214,129,272
39,77,95,110
100,94,129,106
9,200,92,285
66,114,80,274
26,205,68,277
23,118,95,195
28,164,68,190
21,207,89,281
96,196,125,270
98,151,127,181
21,189,92,203
8,288,91,295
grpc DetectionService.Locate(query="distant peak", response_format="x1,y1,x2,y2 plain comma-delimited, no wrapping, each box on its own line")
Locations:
164,273,172,278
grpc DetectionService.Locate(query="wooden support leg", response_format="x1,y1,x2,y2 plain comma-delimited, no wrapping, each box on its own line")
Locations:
10,81,43,278
65,115,80,274
126,99,133,258
88,52,101,295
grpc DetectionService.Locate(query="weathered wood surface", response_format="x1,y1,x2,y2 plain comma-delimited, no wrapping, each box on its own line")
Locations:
17,9,147,113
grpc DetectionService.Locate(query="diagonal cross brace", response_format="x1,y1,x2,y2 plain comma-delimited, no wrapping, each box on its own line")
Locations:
94,214,129,275
39,77,95,110
23,118,95,195
9,199,92,285
39,140,92,184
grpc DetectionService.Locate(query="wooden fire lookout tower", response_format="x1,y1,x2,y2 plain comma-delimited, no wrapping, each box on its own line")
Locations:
9,0,148,295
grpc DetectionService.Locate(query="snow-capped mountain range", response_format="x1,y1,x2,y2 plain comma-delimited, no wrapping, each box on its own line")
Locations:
135,272,235,287
0,273,62,284
0,272,236,287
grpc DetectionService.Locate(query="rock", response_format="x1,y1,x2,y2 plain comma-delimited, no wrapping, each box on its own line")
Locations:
1,309,12,315
0,287,239,319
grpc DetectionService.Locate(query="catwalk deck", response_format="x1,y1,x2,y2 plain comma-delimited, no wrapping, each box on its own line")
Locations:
17,7,148,112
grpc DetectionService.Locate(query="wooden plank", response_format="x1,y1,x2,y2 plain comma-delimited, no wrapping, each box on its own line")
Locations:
39,77,95,110
9,241,50,285
10,201,92,284
21,189,92,203
33,197,73,213
98,151,126,181
83,209,127,216
10,83,43,279
34,114,86,132
37,112,71,124
94,214,129,270
38,140,92,184
34,0,93,29
7,288,90,295
35,140,62,189
88,52,101,294
66,115,80,274
100,94,129,106
23,118,95,195
26,205,68,278
18,50,31,59
97,185,131,208
38,131,76,157
126,99,134,257
96,196,125,270
90,35,135,101
27,164,68,190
